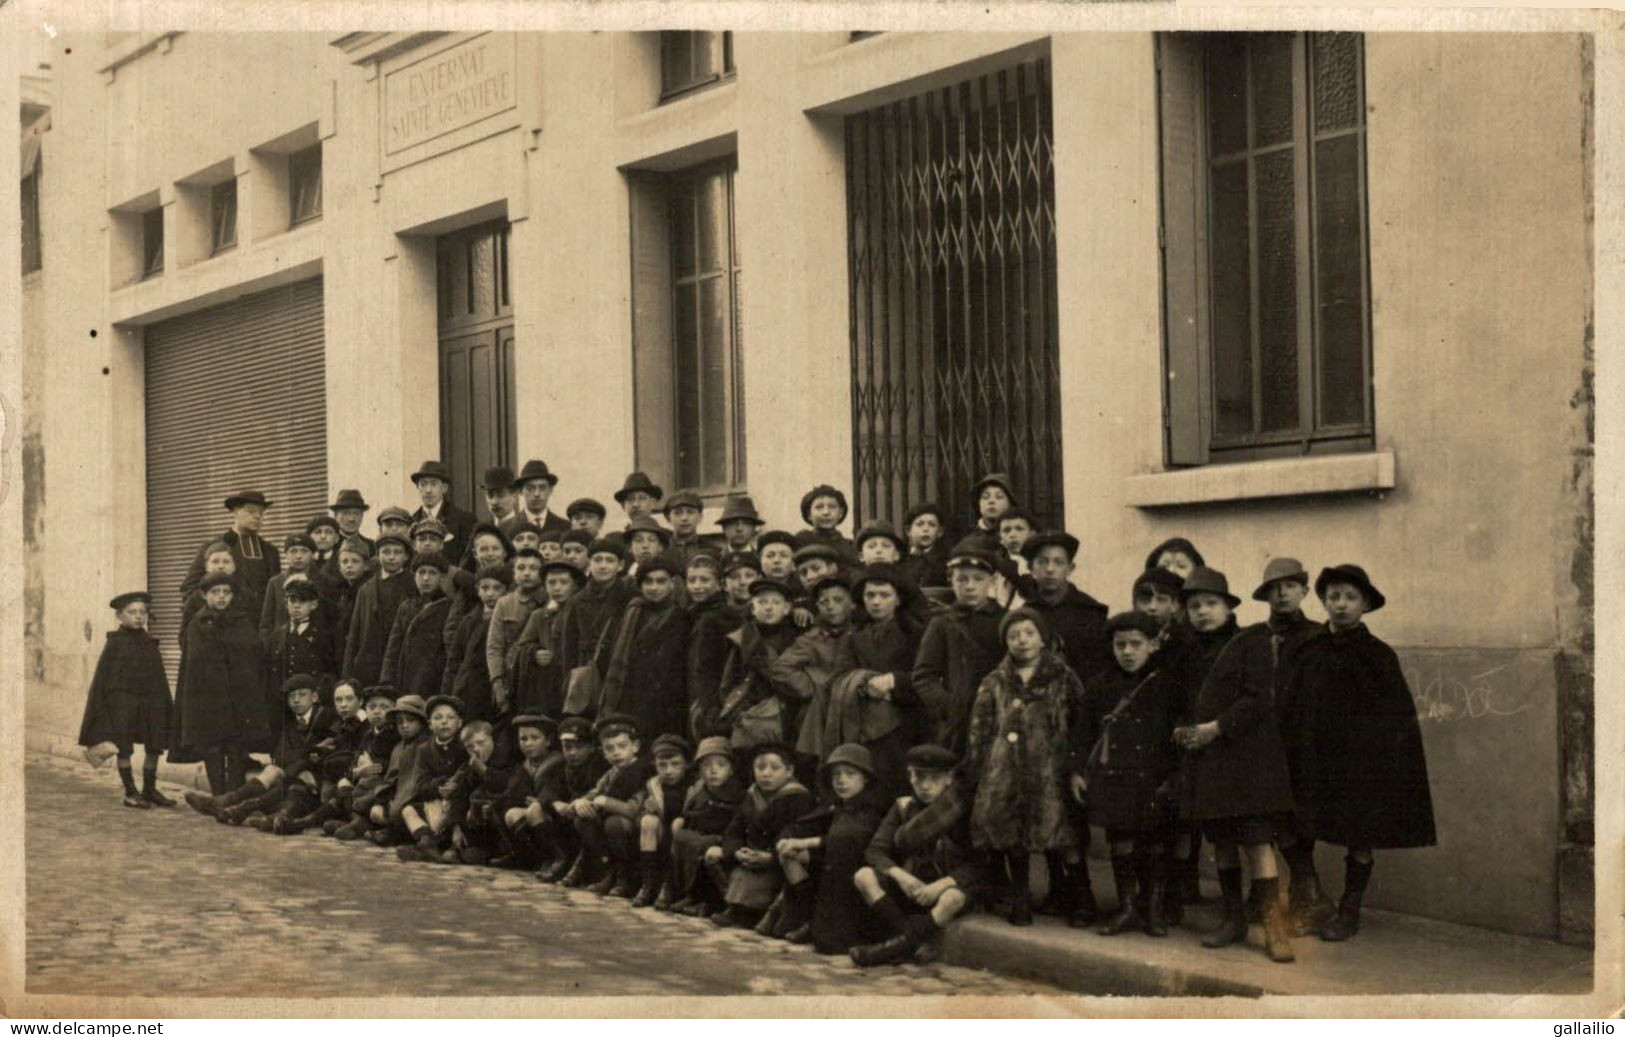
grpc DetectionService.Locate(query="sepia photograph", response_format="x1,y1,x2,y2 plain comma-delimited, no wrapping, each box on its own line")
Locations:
6,0,1615,1018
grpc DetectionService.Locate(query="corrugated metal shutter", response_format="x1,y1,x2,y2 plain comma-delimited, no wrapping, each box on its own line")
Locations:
145,277,327,681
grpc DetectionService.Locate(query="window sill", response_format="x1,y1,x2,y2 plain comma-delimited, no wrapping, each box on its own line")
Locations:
1125,450,1396,509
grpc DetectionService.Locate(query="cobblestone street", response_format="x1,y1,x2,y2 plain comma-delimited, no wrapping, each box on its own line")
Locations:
26,752,1064,1000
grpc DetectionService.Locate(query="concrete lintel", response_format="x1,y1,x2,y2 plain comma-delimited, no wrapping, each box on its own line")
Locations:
1125,451,1398,509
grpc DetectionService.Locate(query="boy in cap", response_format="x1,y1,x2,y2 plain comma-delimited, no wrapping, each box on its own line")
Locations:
265,579,337,728
536,527,565,565
320,685,401,835
707,741,817,929
1133,566,1192,671
684,552,723,609
555,537,636,682
566,498,607,538
755,531,800,588
409,518,451,562
668,737,746,916
443,562,512,721
78,591,175,809
486,547,547,713
660,490,714,573
716,496,766,554
495,713,570,870
1146,537,1205,581
536,716,609,882
795,484,857,565
342,533,411,687
507,521,543,554
632,733,695,907
329,489,373,553
558,528,593,571
328,536,372,651
180,491,282,625
391,694,469,858
422,720,510,864
1072,611,1184,940
501,459,569,538
564,714,653,895
969,473,1017,546
175,571,268,795
912,537,1007,755
850,744,981,966
599,557,693,742
1023,530,1111,684
481,466,518,525
375,506,414,546
332,691,424,841
276,678,365,835
381,552,451,694
854,520,905,568
709,578,802,747
1279,565,1435,943
777,742,889,949
440,523,515,653
899,502,951,590
409,461,477,563
612,471,664,524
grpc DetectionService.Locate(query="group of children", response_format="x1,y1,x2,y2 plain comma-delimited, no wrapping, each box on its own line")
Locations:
79,463,1437,968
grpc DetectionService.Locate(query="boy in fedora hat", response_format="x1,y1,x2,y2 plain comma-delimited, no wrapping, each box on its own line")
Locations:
566,498,607,538
899,501,951,591
564,714,653,895
912,538,1007,755
850,744,981,967
612,471,664,524
330,489,373,552
79,591,175,809
181,491,282,623
717,496,766,554
1173,565,1297,961
481,466,518,525
632,733,695,907
409,461,477,563
501,459,569,540
1280,565,1435,943
381,552,451,695
668,737,745,916
707,741,816,929
795,484,857,566
333,693,429,842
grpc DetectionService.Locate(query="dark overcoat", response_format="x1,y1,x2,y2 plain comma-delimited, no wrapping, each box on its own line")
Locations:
898,540,951,590
678,775,745,836
272,704,339,775
498,751,570,814
176,605,270,755
78,628,173,753
786,781,890,955
711,620,801,747
1183,620,1297,822
1072,660,1182,833
511,604,566,716
1026,586,1112,685
864,790,984,891
381,591,450,695
911,600,1005,756
444,606,497,717
721,780,818,857
342,571,412,686
599,597,692,740
265,620,338,700
555,578,636,674
1280,624,1437,849
326,571,371,667
964,649,1081,851
180,528,281,621
687,598,744,731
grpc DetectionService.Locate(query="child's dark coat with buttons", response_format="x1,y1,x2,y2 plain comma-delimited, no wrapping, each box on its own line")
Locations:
176,604,270,755
381,590,450,695
1181,617,1296,823
911,600,1005,755
1071,657,1182,834
343,571,412,687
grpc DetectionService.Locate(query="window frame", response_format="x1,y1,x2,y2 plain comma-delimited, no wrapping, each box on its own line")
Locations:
658,31,736,102
1157,31,1375,467
141,206,165,280
289,142,323,227
21,163,41,275
210,178,238,255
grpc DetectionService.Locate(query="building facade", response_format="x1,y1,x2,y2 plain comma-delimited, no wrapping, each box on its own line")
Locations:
21,29,1593,945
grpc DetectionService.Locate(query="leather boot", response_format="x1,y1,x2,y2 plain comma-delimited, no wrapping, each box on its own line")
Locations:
222,785,281,826
612,862,641,899
538,855,573,884
653,872,678,911
1068,858,1099,928
141,770,176,808
850,927,921,967
185,777,264,820
559,851,592,888
1143,853,1170,938
754,891,785,935
585,861,620,896
1202,867,1249,948
280,797,338,836
1097,854,1143,936
1036,851,1076,917
1258,876,1296,962
632,852,663,908
774,879,815,939
1006,851,1033,926
1320,856,1374,942
332,817,372,841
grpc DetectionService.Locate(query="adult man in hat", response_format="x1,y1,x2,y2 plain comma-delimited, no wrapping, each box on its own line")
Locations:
329,489,373,553
481,466,518,526
613,471,665,524
409,461,478,563
180,490,282,622
501,459,570,540
716,496,766,554
1020,530,1111,684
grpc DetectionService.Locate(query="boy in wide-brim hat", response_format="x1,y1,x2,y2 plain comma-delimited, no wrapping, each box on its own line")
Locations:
716,496,766,553
668,736,745,917
332,693,428,842
79,591,176,810
613,471,665,521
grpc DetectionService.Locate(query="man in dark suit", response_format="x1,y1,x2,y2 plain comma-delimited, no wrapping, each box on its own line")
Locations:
180,490,283,622
498,459,569,539
329,488,374,554
409,460,478,563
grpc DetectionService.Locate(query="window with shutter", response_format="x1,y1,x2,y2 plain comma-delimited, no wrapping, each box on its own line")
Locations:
1157,32,1374,466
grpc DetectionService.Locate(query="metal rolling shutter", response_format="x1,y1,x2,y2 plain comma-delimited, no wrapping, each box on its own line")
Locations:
145,277,327,680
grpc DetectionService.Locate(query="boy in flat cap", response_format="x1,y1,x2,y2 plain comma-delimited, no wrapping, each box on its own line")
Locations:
252,675,343,833
342,533,412,688
612,471,664,525
180,491,282,625
1072,611,1184,940
265,579,337,737
599,557,693,743
854,520,905,569
554,537,636,687
563,714,653,894
320,685,401,835
494,713,570,869
708,578,802,748
501,459,570,539
850,744,981,966
795,484,857,566
899,502,951,591
409,460,478,562
707,741,817,930
535,716,609,882
557,528,593,571
79,591,175,809
755,531,801,590
1279,565,1435,943
566,498,607,538
486,547,547,713
632,733,695,907
912,538,1007,755
259,533,321,643
375,504,413,543
716,496,765,554
668,737,745,916
481,465,518,526
1023,530,1111,685
1133,566,1192,668
381,552,451,694
660,490,715,574
175,572,268,795
329,489,373,554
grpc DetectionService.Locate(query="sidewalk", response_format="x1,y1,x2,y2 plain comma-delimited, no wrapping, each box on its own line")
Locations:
27,732,1594,999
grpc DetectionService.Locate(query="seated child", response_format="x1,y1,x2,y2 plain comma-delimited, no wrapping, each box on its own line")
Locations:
78,591,175,810
536,716,609,883
495,713,569,871
333,693,428,842
776,742,889,951
322,685,401,836
187,674,334,828
278,677,365,835
632,734,694,907
706,741,816,930
387,695,469,857
849,744,982,966
1072,612,1182,939
668,736,746,917
563,714,653,896
414,720,509,864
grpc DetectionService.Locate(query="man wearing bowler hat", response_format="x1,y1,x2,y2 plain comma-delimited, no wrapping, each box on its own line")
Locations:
500,459,570,540
409,461,478,563
329,489,373,553
180,490,282,622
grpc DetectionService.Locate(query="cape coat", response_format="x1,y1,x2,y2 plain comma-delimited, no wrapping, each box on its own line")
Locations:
1183,618,1297,822
963,648,1081,852
599,596,692,740
175,604,270,755
911,600,1005,755
1280,624,1437,850
78,627,174,752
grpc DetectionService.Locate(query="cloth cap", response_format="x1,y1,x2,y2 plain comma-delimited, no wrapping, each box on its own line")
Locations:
559,528,595,547
410,551,449,574
305,516,340,534
792,542,842,567
566,497,607,519
905,744,958,772
424,695,466,718
558,716,594,742
362,684,399,705
756,530,797,552
638,556,680,583
798,484,849,525
588,537,627,561
902,501,944,527
593,713,640,742
110,591,152,611
541,559,588,586
651,733,694,760
373,533,411,555
283,579,321,602
475,563,514,587
409,518,448,540
375,506,413,526
1144,537,1206,573
198,572,236,593
721,551,761,577
662,490,704,514
821,742,876,778
945,536,997,573
1132,567,1185,599
748,577,795,600
1020,529,1080,563
281,673,320,695
511,713,559,736
694,736,734,765
999,606,1050,645
1106,611,1162,639
748,741,798,767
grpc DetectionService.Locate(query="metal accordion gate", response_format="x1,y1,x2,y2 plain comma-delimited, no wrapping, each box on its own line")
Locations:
844,56,1065,535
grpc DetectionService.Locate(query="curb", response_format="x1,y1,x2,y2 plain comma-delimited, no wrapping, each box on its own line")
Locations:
27,729,212,791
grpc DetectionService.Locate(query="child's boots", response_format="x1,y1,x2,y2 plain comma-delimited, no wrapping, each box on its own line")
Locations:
1098,853,1144,936
184,777,267,821
1319,856,1374,942
1036,851,1076,918
396,827,441,862
775,880,816,942
850,913,936,968
141,770,175,808
1162,850,1186,926
1068,858,1099,928
1142,854,1170,938
280,798,339,836
632,852,665,908
1201,867,1248,948
1284,840,1337,936
220,783,282,826
1006,851,1033,926
1257,876,1296,962
754,891,785,935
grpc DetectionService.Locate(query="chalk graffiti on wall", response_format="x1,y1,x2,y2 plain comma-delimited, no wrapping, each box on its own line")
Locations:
1405,658,1539,724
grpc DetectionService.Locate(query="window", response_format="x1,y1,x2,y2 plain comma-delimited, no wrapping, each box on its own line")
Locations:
141,207,164,279
1158,32,1372,465
289,143,322,226
210,179,237,254
21,164,41,274
659,31,734,100
628,161,745,493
